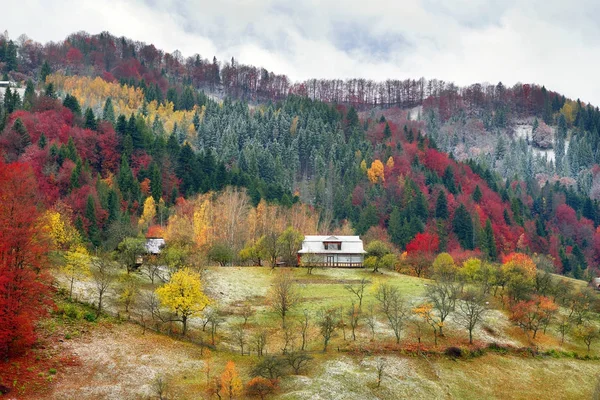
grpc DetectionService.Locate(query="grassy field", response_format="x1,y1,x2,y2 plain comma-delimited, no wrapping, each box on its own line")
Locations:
13,266,600,399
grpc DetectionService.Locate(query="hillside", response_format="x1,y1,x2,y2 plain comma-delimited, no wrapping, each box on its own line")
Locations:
3,29,600,400
4,267,599,399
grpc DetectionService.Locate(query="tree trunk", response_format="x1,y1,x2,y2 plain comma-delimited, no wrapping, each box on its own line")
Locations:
182,315,188,336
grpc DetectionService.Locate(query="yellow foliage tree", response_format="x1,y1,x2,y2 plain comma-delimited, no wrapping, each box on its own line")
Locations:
360,159,367,173
560,100,577,126
386,156,394,169
220,361,243,399
138,196,157,230
63,245,91,299
155,268,210,335
44,208,82,251
367,159,385,184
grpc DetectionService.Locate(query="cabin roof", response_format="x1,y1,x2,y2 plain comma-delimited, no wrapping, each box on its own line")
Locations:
145,238,165,254
298,235,366,254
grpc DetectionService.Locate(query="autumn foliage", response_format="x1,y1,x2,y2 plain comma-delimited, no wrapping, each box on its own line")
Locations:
0,162,52,357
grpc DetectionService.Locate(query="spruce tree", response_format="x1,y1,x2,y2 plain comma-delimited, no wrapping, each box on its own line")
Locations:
472,185,482,203
383,122,391,139
63,94,82,116
483,219,497,260
435,191,448,219
453,204,474,250
86,195,101,247
103,97,116,124
84,108,97,130
40,60,52,83
443,166,457,194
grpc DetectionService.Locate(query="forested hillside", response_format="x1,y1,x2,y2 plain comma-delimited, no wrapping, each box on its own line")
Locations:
1,29,600,282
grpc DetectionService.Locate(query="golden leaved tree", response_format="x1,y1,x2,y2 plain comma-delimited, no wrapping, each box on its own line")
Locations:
155,268,210,335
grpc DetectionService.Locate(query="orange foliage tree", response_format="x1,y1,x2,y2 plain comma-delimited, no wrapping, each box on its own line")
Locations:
509,295,558,339
367,159,385,184
246,377,276,399
220,361,243,399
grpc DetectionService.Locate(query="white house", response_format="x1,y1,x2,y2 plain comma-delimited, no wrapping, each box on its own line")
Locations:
298,235,366,268
145,237,166,255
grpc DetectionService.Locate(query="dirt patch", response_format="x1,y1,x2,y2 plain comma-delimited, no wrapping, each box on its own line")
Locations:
47,323,205,400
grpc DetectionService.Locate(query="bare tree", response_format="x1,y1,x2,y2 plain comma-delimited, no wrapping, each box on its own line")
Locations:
455,289,487,344
365,303,377,341
317,308,339,352
90,254,116,317
233,324,247,355
556,314,572,345
281,326,296,354
376,358,387,388
426,281,460,336
253,330,268,356
300,309,310,351
376,284,408,344
151,374,170,400
301,252,321,275
240,305,254,326
270,271,300,327
347,302,361,341
286,351,313,374
345,278,369,309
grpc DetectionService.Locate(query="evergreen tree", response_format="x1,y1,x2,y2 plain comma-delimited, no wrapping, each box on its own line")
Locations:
356,205,378,236
45,82,56,98
85,195,101,247
83,107,98,131
23,80,35,110
483,219,497,260
70,158,82,189
4,40,17,72
38,133,47,149
383,122,391,139
443,166,457,194
435,191,448,219
63,94,82,116
40,60,52,83
452,204,474,250
472,185,482,203
150,162,162,202
103,97,116,124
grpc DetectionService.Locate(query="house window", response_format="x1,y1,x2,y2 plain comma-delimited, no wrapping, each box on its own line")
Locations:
324,242,341,250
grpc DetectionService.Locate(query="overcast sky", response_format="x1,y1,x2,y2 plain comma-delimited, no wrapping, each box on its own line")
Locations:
5,0,600,105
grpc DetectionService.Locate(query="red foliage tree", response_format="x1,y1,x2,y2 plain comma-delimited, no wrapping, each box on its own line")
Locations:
405,232,440,255
0,162,52,358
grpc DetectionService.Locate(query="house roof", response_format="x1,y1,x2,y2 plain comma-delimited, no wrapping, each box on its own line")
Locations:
145,238,165,254
298,235,366,254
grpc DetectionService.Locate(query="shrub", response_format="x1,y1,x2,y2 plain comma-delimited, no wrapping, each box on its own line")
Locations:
64,304,80,319
48,368,57,375
83,312,96,322
444,346,463,359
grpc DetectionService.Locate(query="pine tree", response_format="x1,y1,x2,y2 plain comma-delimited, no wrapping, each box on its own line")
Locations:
103,97,116,124
383,122,391,139
63,94,82,116
86,195,101,247
435,191,448,219
38,133,47,149
23,80,35,110
45,82,56,98
40,60,52,83
4,40,17,72
443,166,457,194
472,185,482,203
483,219,497,260
150,162,162,202
453,204,474,250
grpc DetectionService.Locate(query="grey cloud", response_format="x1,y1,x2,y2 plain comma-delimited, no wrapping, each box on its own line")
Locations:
4,0,600,105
